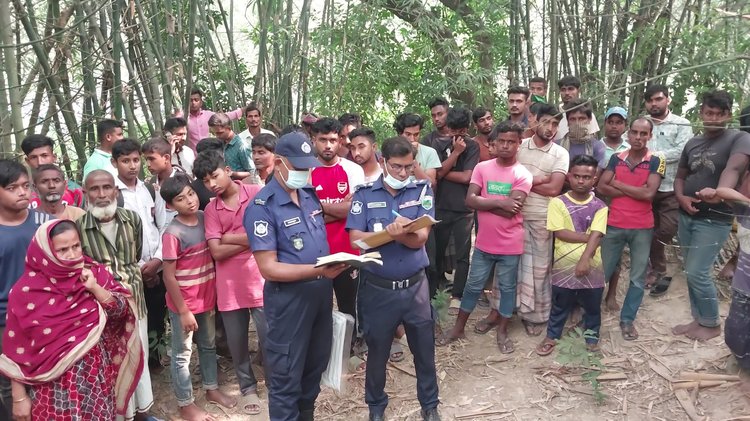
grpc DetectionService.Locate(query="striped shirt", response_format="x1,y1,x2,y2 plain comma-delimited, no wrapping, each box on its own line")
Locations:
162,212,216,314
77,208,146,317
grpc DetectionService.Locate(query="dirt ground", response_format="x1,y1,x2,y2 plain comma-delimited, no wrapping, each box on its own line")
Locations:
149,260,750,421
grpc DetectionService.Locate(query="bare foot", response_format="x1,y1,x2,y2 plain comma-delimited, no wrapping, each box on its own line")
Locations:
605,298,620,312
521,320,544,337
496,329,515,354
685,324,721,341
179,404,216,421
719,255,738,279
645,272,658,288
672,320,699,335
437,326,466,346
206,389,237,409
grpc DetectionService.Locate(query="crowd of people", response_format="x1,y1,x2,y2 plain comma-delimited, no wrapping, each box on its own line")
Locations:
0,75,749,421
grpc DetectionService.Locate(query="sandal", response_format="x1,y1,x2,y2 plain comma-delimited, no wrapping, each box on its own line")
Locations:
239,392,262,416
389,341,404,363
474,318,497,335
620,322,639,341
649,276,672,297
535,339,556,356
496,334,515,354
448,298,461,316
522,319,544,337
348,355,366,373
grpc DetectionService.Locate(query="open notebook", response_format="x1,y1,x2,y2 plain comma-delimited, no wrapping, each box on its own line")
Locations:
314,251,383,268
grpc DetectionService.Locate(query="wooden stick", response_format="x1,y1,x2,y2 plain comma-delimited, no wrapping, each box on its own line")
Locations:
649,360,674,382
672,380,726,390
455,409,513,420
677,372,740,382
563,372,627,382
674,389,704,421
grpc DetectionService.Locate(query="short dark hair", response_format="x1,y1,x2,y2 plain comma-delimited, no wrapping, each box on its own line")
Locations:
564,98,593,119
196,138,224,154
245,102,261,117
570,154,599,170
0,159,28,188
251,133,277,152
280,124,303,136
338,113,362,128
381,136,415,160
190,88,203,97
141,138,172,156
207,113,231,128
529,77,547,87
534,103,562,121
701,90,733,113
529,102,545,115
193,150,226,179
393,113,424,134
49,220,79,240
111,138,141,160
311,117,342,135
446,107,471,130
472,107,492,124
631,117,654,133
428,97,449,110
558,75,581,89
507,86,531,99
97,119,123,140
33,163,64,182
348,127,376,143
164,117,187,133
21,134,54,156
160,173,194,204
644,84,670,101
489,122,524,142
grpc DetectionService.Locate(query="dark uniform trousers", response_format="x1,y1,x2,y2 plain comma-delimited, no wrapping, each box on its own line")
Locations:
358,270,439,416
264,278,333,421
144,272,167,363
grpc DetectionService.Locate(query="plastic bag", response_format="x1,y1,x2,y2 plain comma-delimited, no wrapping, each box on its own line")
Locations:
321,311,354,393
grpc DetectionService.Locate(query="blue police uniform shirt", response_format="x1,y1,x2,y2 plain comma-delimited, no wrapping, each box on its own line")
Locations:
244,177,330,267
345,176,434,280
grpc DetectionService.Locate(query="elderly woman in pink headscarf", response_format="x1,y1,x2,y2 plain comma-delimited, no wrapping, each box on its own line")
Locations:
0,219,143,420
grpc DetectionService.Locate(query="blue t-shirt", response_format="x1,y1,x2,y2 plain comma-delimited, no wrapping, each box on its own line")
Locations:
0,210,51,326
566,139,608,169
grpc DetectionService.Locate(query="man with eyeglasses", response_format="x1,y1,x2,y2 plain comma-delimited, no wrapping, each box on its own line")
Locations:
347,136,440,421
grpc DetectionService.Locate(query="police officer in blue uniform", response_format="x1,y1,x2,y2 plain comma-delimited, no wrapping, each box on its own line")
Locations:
346,136,441,421
244,132,348,421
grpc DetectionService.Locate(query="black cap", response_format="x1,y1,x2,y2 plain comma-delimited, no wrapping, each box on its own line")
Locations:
275,132,320,169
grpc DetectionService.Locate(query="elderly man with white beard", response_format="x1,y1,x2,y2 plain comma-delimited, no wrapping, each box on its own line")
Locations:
76,169,158,421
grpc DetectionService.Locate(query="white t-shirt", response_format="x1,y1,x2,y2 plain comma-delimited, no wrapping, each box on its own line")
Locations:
172,147,195,177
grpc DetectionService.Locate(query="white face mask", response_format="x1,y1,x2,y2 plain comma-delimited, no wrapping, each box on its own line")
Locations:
383,164,410,190
281,159,310,190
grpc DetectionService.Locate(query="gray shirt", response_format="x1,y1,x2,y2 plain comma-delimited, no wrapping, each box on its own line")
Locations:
649,112,694,192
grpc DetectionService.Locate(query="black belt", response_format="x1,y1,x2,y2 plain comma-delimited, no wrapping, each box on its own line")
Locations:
363,270,423,290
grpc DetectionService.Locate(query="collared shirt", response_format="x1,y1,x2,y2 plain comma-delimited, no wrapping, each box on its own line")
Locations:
605,150,665,229
30,182,85,209
224,134,255,173
172,146,195,177
346,177,434,280
648,112,694,192
77,208,145,317
517,137,570,220
115,178,162,263
245,178,329,267
186,108,244,150
82,149,117,181
506,115,529,128
602,137,630,162
238,128,275,150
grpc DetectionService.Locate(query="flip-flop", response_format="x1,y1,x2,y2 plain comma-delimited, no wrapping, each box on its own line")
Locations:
448,298,461,316
535,339,556,356
649,276,672,297
620,322,639,341
389,341,404,363
239,392,262,416
496,335,515,354
474,318,497,335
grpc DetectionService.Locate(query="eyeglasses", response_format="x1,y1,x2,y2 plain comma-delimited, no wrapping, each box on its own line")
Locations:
386,162,415,173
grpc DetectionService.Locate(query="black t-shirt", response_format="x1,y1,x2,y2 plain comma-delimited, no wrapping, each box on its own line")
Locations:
192,179,215,211
679,128,750,221
423,133,480,213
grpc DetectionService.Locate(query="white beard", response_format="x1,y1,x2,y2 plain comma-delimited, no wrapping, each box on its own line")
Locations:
88,201,117,220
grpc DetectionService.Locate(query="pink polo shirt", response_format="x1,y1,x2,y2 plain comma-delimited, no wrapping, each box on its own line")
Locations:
204,182,265,311
186,108,243,150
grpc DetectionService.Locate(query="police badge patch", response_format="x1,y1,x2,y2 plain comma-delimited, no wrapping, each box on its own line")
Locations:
351,201,363,215
421,195,433,210
292,237,304,250
254,221,269,237
301,142,312,154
